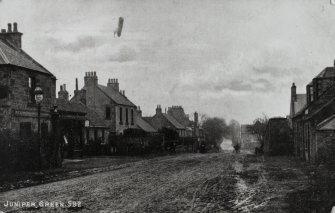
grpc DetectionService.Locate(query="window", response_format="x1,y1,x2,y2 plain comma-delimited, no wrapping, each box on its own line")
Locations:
0,85,8,99
119,107,123,124
20,122,32,139
310,87,314,102
131,109,134,125
126,108,129,125
105,106,111,120
28,76,36,103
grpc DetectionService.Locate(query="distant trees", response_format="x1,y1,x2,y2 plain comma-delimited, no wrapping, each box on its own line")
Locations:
201,117,229,147
248,115,268,147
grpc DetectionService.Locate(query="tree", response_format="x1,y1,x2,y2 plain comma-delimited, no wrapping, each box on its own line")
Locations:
248,115,268,148
201,117,229,146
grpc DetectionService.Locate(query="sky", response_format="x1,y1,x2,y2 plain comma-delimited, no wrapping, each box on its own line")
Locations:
1,0,335,124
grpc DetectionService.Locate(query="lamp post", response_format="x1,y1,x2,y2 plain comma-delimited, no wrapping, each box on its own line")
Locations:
34,85,43,168
34,86,43,137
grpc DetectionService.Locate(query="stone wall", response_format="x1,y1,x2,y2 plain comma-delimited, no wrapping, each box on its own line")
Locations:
315,131,335,165
0,65,55,136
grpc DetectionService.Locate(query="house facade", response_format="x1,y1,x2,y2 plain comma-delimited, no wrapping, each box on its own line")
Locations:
147,105,186,137
292,61,335,163
71,72,137,135
0,23,56,139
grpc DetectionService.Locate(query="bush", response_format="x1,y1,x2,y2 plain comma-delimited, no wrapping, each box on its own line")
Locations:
0,129,60,172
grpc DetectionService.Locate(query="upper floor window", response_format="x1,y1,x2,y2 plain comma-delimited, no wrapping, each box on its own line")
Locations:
0,85,8,99
131,109,134,125
106,106,111,120
28,76,36,103
126,108,129,125
310,86,314,102
119,107,123,124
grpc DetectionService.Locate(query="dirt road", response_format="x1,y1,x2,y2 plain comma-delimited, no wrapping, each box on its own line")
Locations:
0,152,332,212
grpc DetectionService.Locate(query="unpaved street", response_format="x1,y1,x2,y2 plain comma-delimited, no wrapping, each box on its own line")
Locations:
0,152,331,212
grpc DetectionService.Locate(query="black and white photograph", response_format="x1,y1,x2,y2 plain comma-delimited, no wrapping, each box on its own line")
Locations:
1,0,335,212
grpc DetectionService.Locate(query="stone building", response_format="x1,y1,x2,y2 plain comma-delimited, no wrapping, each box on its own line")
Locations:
56,84,87,158
71,72,137,135
264,117,292,155
146,105,186,137
135,107,157,134
292,61,335,163
167,106,201,137
0,23,56,138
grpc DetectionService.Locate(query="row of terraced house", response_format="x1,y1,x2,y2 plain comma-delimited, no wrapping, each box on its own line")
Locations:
289,60,335,164
0,23,202,159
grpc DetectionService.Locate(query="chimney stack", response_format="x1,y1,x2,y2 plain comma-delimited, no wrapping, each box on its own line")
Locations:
156,105,162,115
107,78,119,91
84,71,98,87
291,82,297,101
137,106,142,117
13,23,18,32
75,78,78,91
58,84,69,101
0,23,23,49
7,23,12,33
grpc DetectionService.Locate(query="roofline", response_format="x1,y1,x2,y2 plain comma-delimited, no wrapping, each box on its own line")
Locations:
97,85,136,107
316,114,335,130
0,64,56,78
162,113,186,130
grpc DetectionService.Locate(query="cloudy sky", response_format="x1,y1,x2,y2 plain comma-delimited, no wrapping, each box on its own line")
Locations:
1,0,335,123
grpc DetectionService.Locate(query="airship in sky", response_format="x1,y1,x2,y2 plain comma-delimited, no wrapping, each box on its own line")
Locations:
114,17,124,37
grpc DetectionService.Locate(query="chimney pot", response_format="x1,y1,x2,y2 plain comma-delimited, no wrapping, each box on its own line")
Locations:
7,23,12,33
1,29,5,33
63,84,66,91
13,23,17,32
60,85,63,91
75,78,78,90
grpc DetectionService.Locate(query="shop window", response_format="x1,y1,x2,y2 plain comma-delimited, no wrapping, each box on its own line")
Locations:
20,122,32,139
41,123,48,138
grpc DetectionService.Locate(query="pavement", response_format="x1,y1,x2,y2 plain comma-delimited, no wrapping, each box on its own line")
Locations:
0,152,334,213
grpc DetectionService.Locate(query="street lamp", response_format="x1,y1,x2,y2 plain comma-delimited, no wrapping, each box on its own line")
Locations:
34,85,43,137
34,85,43,169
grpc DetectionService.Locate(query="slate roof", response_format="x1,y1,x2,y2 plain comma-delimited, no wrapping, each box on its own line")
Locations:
163,113,185,130
136,117,157,132
308,67,335,85
0,38,53,75
97,85,136,107
317,115,335,131
56,99,87,114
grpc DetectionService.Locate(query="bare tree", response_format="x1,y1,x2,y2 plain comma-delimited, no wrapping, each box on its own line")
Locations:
248,114,268,148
